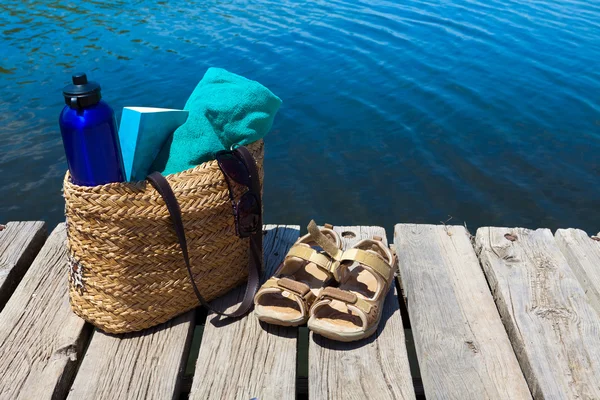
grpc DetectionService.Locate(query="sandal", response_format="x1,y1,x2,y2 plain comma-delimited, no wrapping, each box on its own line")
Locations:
254,220,343,326
307,236,395,342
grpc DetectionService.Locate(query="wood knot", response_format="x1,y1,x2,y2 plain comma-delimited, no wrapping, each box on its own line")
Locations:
532,306,573,321
504,233,518,242
0,224,5,232
591,236,600,242
50,344,78,362
465,340,479,353
341,231,356,239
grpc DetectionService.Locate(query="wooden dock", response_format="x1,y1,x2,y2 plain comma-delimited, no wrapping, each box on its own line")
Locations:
1,221,600,399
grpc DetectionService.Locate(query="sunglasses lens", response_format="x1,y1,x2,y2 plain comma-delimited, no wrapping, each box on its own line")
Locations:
237,193,260,236
217,152,251,187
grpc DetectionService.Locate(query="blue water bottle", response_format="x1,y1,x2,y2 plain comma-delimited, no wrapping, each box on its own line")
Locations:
59,73,125,186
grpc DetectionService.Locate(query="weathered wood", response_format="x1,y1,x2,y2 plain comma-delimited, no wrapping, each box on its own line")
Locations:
395,224,531,399
0,224,91,400
67,312,194,400
189,225,300,400
476,227,600,399
0,221,47,309
310,226,415,400
555,228,600,314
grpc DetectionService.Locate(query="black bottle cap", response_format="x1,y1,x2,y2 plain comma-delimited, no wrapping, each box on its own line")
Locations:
62,73,102,109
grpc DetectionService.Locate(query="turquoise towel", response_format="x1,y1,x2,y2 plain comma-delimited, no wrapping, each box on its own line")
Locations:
151,68,282,175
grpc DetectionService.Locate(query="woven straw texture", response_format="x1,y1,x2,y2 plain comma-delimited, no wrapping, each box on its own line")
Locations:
63,140,264,334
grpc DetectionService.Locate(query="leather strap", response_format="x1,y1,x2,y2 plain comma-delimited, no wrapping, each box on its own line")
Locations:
286,245,337,275
338,248,392,281
277,277,312,298
318,287,372,314
320,286,357,304
147,146,262,318
258,277,316,316
307,220,342,260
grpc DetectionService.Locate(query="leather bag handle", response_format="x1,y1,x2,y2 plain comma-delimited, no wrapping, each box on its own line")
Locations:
147,150,262,318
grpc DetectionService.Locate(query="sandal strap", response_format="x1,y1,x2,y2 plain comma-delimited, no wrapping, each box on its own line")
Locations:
307,220,343,260
318,287,372,314
262,277,316,303
337,248,392,281
286,245,339,275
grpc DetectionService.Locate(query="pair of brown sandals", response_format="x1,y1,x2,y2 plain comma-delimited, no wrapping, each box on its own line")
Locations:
254,221,395,342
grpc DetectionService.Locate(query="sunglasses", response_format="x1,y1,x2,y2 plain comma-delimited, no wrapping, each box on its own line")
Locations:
215,147,261,238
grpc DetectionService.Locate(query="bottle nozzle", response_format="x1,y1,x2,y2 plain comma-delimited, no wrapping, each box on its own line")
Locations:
72,73,88,85
63,72,101,109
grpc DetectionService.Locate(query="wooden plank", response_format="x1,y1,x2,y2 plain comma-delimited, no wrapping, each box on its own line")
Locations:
0,224,91,400
0,221,47,309
555,228,600,314
189,225,300,400
66,312,194,400
476,227,600,399
395,224,531,399
310,226,415,400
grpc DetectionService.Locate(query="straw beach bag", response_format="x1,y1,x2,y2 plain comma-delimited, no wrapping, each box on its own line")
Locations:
63,140,264,334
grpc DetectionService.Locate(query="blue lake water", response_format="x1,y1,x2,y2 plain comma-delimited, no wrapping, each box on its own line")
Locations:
1,0,599,234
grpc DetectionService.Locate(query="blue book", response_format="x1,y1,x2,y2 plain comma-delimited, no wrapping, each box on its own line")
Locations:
118,107,189,181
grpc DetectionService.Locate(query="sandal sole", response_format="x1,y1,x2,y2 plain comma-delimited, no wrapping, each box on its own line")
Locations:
255,312,307,327
308,313,381,342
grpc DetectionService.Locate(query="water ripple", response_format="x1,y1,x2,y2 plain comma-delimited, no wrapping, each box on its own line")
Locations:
1,0,599,232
